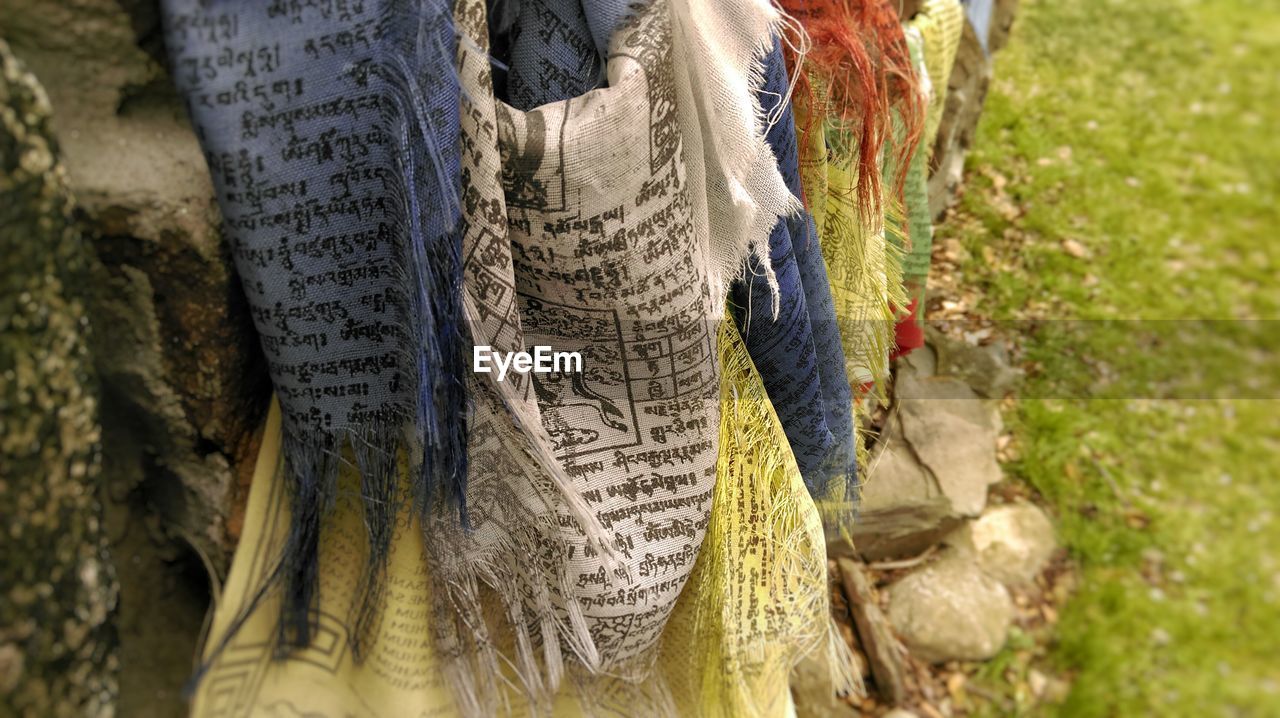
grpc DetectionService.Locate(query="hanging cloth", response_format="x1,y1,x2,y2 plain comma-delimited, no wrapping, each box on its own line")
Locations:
912,0,966,152
189,321,852,717
660,316,859,715
889,0,966,357
778,0,922,392
161,0,468,654
798,108,907,395
887,27,936,359
963,0,996,54
489,0,632,109
431,0,801,710
166,0,804,710
777,0,925,222
730,39,859,533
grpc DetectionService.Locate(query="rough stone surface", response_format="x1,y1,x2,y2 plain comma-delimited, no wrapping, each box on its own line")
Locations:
0,40,119,717
3,0,269,572
925,326,1023,399
990,0,1021,54
886,551,1013,663
851,351,1003,559
2,4,270,714
897,370,1003,516
790,653,859,718
851,417,960,560
949,503,1057,587
838,558,908,705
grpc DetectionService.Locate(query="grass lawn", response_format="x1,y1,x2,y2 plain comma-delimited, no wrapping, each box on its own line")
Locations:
936,0,1280,714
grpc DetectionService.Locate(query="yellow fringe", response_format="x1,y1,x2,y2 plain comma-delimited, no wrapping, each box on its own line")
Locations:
910,0,966,152
660,317,859,716
192,318,857,716
799,109,908,396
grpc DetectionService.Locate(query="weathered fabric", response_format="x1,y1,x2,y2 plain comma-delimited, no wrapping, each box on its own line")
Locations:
911,0,966,151
798,111,906,398
161,0,468,651
730,39,858,530
167,0,837,712
489,0,632,110
661,317,858,715
964,0,996,54
189,401,518,718
432,0,799,710
189,319,851,716
778,0,925,220
888,1,966,357
780,0,920,393
483,0,800,300
887,27,936,359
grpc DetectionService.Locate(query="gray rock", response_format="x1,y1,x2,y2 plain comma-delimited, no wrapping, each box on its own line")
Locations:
1,40,119,716
897,373,1002,517
4,5,268,714
4,0,268,573
949,503,1056,586
886,551,1013,663
926,326,1023,399
850,419,960,559
989,0,1021,54
928,16,993,219
901,342,939,378
790,652,859,718
851,361,1003,559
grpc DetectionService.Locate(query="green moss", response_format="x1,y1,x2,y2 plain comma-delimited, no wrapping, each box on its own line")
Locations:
942,0,1280,713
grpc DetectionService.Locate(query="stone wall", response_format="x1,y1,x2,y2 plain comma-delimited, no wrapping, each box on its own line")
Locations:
2,3,268,714
1,40,118,717
927,0,1019,218
5,0,269,572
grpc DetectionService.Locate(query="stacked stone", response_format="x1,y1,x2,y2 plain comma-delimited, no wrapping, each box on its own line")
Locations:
1,41,118,718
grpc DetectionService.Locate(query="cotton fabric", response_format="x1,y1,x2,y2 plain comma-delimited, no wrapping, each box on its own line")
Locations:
161,0,468,652
189,320,850,717
436,0,803,709
169,0,863,713
778,0,921,395
730,39,858,532
887,27,936,358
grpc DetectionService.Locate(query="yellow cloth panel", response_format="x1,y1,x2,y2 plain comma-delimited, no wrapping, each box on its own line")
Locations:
798,110,905,392
191,320,841,717
910,0,966,150
661,318,852,716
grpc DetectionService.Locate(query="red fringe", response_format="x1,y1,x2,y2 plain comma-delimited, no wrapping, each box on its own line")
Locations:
779,0,926,223
890,297,926,359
